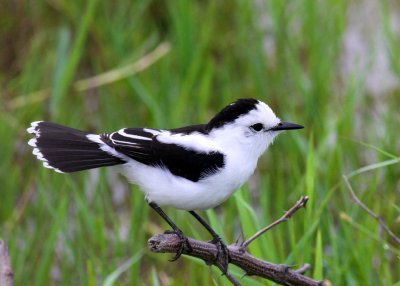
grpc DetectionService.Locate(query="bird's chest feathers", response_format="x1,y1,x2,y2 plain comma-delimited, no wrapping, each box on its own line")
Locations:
222,151,258,189
194,152,257,209
209,132,263,190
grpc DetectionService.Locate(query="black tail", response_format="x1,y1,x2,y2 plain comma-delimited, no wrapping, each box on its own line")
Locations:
27,121,124,173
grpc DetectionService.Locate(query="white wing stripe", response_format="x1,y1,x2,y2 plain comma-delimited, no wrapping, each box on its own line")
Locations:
112,138,139,145
119,129,151,141
143,128,163,136
157,132,218,153
86,134,131,162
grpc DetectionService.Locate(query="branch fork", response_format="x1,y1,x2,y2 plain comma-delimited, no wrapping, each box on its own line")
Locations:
148,196,325,286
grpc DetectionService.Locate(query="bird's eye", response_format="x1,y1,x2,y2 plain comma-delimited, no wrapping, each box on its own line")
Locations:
250,123,264,132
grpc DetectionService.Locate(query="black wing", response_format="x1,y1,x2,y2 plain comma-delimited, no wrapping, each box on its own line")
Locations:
100,126,225,182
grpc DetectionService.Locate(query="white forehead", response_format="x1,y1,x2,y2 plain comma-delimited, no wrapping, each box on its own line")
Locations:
235,101,280,127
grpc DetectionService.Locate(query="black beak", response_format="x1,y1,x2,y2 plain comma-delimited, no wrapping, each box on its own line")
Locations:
270,121,304,131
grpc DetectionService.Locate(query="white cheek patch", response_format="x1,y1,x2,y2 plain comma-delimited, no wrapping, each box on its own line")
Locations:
243,129,253,138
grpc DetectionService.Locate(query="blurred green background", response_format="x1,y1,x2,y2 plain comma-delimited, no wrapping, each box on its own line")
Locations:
1,0,399,285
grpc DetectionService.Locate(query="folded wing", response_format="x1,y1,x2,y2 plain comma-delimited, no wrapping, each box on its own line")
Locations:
101,127,225,182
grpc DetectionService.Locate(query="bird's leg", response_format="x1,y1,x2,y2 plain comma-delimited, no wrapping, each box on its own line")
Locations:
149,202,192,261
189,211,230,273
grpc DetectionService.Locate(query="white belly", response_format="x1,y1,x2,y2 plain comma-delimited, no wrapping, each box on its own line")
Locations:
120,155,258,210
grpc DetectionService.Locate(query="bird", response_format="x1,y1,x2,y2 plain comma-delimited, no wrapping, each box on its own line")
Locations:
27,98,303,271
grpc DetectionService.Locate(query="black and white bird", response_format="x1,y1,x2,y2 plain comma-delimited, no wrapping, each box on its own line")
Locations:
27,98,303,270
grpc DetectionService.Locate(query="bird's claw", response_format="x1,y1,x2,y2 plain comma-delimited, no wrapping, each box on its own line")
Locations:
165,229,192,261
211,236,230,273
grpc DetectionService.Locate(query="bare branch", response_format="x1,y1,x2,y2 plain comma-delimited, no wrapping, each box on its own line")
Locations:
242,196,309,248
148,234,323,286
343,175,400,244
148,196,324,286
0,240,13,286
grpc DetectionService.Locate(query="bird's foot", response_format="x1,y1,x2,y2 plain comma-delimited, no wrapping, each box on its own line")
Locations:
211,236,230,273
164,229,193,261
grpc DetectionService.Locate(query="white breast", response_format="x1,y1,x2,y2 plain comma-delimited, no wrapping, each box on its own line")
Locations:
119,148,258,210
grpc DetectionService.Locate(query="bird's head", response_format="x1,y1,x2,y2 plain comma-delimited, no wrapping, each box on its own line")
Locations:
207,98,303,157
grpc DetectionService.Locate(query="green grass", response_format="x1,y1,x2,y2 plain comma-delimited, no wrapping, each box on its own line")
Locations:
1,0,400,285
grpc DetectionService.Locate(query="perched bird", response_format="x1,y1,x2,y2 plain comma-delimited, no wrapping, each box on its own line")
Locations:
27,98,303,271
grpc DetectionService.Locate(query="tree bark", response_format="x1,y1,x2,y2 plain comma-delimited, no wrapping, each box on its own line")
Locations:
148,233,324,286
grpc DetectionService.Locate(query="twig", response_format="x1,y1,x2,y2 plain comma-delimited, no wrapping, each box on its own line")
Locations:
342,175,400,244
0,240,13,286
242,196,309,248
295,264,311,275
221,268,241,286
148,196,323,286
148,234,322,286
